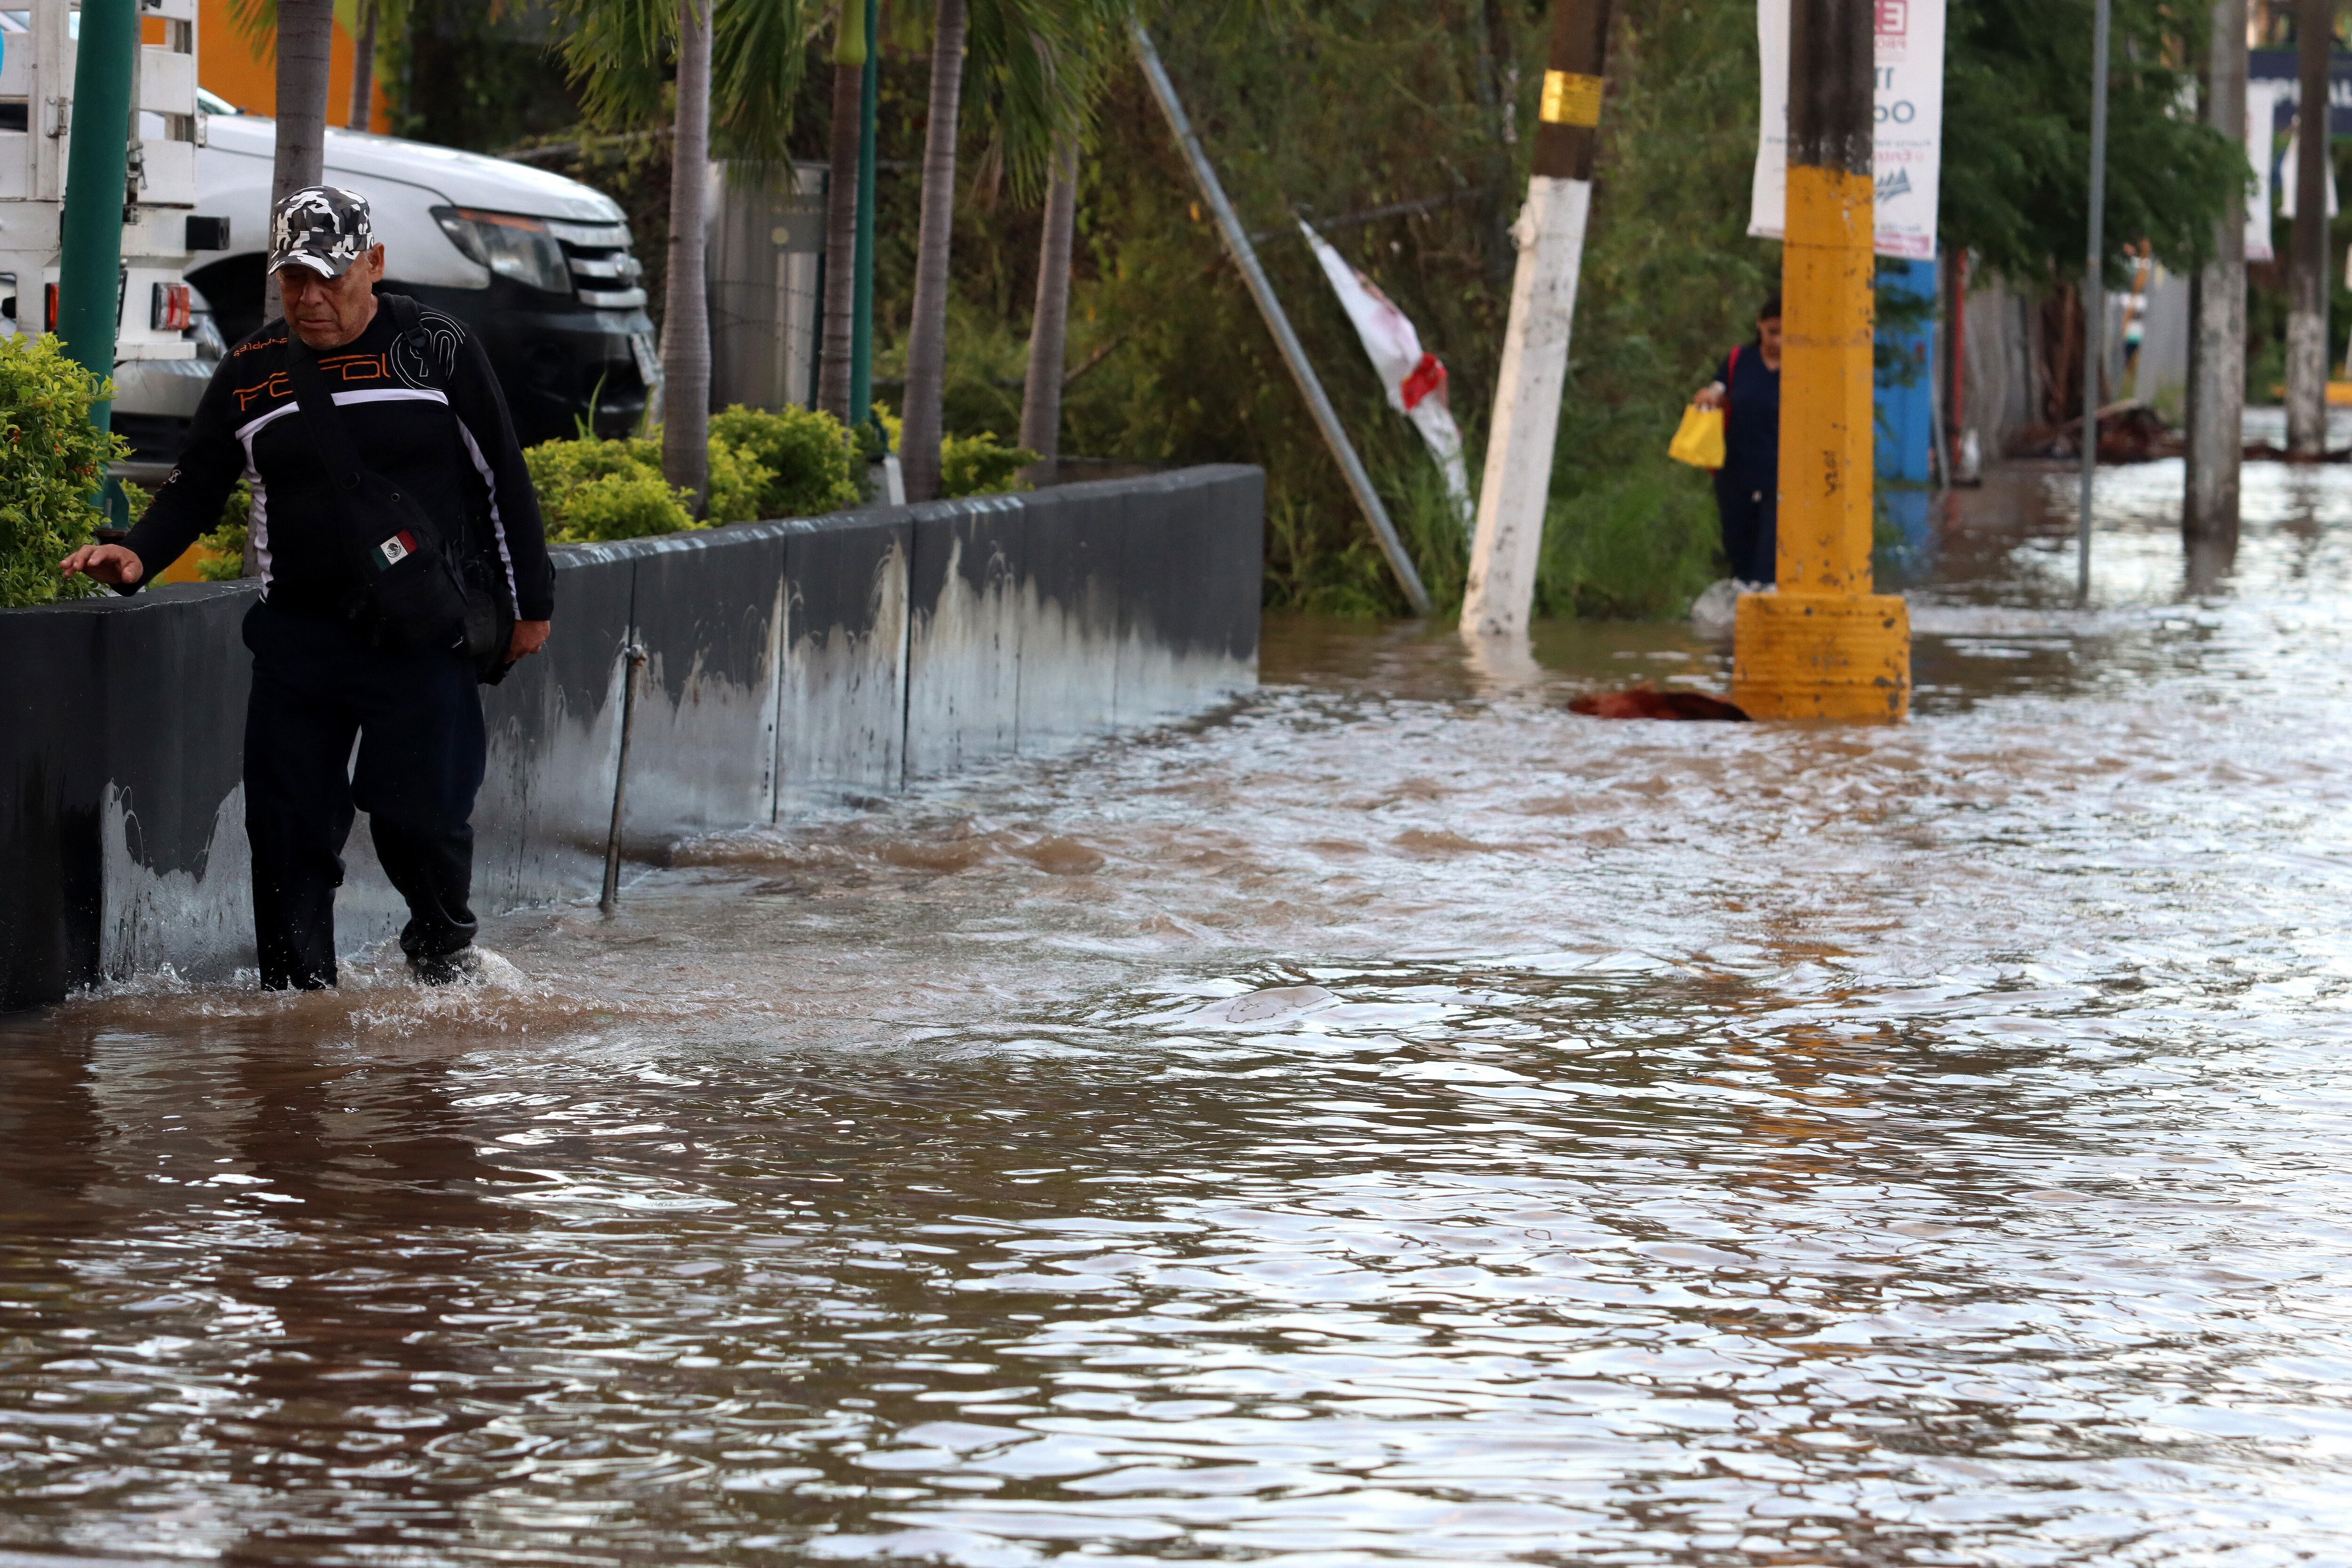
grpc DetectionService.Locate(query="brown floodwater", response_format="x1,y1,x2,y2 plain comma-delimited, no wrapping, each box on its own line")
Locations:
6,460,2352,1565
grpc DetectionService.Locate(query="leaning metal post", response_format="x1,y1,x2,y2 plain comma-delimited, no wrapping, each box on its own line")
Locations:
600,644,649,914
1130,24,1431,616
1730,0,1912,720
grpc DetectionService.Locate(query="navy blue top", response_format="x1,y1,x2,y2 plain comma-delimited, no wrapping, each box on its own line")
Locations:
1711,342,1780,480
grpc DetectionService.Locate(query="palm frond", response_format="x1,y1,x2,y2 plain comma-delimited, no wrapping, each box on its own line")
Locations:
711,0,820,160
964,0,1130,202
549,0,680,131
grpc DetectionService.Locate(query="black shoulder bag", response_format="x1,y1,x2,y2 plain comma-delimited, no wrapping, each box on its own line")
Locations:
284,299,515,683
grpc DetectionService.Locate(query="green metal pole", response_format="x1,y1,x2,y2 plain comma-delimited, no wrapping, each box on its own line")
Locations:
848,0,878,440
58,0,138,437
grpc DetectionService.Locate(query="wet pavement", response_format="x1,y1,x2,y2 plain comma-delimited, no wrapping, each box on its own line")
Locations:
4,455,2352,1564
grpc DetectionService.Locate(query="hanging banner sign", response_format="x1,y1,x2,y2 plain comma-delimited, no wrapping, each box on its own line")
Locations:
1748,0,1947,261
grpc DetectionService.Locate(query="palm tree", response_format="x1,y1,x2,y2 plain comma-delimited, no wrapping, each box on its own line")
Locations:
1017,138,1078,483
898,0,970,504
556,0,813,511
347,0,403,131
816,0,866,424
228,0,397,140
661,0,713,512
227,0,331,321
898,0,1111,501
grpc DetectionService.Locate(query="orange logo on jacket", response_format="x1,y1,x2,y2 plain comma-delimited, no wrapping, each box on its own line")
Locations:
234,352,391,412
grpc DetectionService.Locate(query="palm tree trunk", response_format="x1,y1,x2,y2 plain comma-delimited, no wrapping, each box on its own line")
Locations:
1017,137,1078,485
251,0,334,576
816,2,866,423
899,0,968,503
267,0,334,324
347,0,377,132
663,0,713,515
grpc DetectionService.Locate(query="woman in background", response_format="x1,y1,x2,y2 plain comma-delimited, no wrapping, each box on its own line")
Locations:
1692,295,1782,584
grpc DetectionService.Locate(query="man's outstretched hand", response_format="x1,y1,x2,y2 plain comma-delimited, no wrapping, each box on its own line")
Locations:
60,549,551,662
59,544,143,587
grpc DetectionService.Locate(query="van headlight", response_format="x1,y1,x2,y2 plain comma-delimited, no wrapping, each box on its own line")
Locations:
431,207,572,294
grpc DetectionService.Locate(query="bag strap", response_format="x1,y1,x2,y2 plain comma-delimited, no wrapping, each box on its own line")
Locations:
1726,344,1739,406
282,327,372,504
283,294,446,508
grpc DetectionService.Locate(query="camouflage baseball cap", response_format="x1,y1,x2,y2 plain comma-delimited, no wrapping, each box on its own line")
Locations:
267,186,373,279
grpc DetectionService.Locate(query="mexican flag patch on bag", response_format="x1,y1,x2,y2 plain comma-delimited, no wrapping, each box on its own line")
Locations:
372,530,418,571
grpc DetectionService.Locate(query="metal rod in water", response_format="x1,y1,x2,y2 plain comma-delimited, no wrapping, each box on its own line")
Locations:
1129,24,1432,617
600,644,648,914
2076,0,2112,606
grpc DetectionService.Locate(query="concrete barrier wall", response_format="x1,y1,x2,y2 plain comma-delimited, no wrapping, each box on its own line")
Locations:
0,465,1263,1011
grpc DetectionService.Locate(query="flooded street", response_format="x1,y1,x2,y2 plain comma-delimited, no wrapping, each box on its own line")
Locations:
7,459,2352,1565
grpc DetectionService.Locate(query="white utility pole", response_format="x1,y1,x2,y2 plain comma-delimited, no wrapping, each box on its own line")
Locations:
1461,0,1612,640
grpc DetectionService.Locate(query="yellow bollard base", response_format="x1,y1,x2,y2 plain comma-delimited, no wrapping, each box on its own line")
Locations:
1731,591,1911,722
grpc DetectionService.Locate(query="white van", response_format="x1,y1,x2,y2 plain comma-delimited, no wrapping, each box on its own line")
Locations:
123,87,658,463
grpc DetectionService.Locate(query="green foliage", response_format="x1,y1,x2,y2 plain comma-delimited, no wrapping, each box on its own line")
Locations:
939,431,1037,497
560,470,701,541
702,438,776,524
529,414,863,539
116,478,252,581
547,0,820,160
526,436,699,541
709,404,863,517
171,480,254,581
0,334,126,609
1942,0,2240,285
870,0,1748,620
1540,470,1722,621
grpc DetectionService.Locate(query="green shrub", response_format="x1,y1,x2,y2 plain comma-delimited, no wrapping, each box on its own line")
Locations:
869,405,1037,501
939,430,1037,498
1537,457,1723,621
0,334,127,608
702,437,776,525
196,481,252,580
527,416,861,541
561,471,699,541
709,404,861,518
525,436,696,542
113,478,250,582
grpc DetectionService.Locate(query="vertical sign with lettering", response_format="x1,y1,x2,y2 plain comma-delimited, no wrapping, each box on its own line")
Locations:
1748,0,1947,259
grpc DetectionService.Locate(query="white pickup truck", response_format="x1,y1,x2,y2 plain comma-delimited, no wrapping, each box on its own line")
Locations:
122,87,659,464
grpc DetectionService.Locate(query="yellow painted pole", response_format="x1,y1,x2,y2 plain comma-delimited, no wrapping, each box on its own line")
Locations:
1732,0,1910,721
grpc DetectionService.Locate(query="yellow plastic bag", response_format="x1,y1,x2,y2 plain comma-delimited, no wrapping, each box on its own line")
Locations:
1668,404,1725,470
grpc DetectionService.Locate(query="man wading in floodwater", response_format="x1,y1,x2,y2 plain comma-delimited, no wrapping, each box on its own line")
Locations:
1692,294,1783,585
59,188,554,989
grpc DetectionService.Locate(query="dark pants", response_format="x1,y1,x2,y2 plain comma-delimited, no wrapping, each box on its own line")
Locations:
243,601,485,990
1714,469,1778,584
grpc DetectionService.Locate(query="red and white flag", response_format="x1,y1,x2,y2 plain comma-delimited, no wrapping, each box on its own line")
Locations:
1299,222,1473,536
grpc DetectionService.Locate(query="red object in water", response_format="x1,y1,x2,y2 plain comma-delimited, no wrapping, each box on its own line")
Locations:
1569,683,1750,722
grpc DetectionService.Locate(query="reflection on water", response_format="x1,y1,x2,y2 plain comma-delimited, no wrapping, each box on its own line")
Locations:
6,462,2352,1564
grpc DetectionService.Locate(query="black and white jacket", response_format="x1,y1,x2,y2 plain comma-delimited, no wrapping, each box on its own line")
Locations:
121,296,556,624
